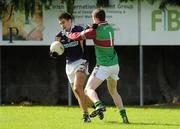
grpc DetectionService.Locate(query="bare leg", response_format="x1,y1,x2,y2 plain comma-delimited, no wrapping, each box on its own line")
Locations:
72,71,88,113
84,75,106,119
107,79,129,123
84,75,103,103
107,79,124,110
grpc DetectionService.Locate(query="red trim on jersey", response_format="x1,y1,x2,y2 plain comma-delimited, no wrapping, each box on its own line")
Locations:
94,39,114,47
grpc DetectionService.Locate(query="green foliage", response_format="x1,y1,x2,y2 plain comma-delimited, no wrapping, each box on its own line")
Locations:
65,0,75,16
0,0,38,21
119,0,180,9
0,0,74,20
0,0,180,20
96,0,109,7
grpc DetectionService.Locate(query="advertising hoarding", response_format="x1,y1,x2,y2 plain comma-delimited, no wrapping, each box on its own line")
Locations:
141,1,180,45
0,0,138,46
0,0,179,46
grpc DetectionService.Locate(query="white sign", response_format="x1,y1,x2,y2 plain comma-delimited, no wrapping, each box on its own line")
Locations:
141,1,180,45
0,0,139,46
73,0,139,45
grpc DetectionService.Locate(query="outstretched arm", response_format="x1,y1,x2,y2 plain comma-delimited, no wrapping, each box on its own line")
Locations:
68,28,96,41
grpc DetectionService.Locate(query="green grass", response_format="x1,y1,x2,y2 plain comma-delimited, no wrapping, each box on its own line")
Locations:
0,106,180,129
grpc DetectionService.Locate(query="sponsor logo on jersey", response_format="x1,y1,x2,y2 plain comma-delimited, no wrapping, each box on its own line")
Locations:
63,41,79,48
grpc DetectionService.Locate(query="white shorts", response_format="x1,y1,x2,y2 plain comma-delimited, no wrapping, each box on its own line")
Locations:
91,64,120,81
66,59,89,83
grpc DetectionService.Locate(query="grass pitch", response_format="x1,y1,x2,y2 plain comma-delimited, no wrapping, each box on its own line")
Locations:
0,106,180,129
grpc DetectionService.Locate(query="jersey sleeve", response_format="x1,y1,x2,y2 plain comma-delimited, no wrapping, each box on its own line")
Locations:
55,32,62,41
68,28,96,41
56,31,62,38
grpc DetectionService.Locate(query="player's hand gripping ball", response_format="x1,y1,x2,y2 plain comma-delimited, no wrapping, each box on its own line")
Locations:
50,41,64,58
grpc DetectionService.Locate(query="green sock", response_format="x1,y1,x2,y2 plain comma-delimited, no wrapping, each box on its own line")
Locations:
120,109,127,117
94,101,103,108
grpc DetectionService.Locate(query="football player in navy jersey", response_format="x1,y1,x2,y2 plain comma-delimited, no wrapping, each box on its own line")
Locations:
55,12,91,123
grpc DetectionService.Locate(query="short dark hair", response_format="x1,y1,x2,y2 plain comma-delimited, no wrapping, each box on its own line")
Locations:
58,12,72,20
92,9,105,21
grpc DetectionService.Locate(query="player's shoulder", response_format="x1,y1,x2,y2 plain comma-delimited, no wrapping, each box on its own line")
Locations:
55,31,63,37
72,25,84,32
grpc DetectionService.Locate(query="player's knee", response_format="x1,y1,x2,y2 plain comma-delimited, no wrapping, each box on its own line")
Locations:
108,89,116,96
73,86,82,95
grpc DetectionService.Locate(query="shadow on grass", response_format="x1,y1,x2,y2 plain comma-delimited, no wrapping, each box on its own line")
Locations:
129,122,180,127
126,104,180,110
105,120,180,127
104,120,119,125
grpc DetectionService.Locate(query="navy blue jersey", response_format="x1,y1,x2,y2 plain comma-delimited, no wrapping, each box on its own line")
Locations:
56,25,88,64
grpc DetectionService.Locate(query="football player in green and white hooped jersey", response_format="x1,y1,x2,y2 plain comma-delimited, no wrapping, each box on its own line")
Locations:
68,8,129,124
